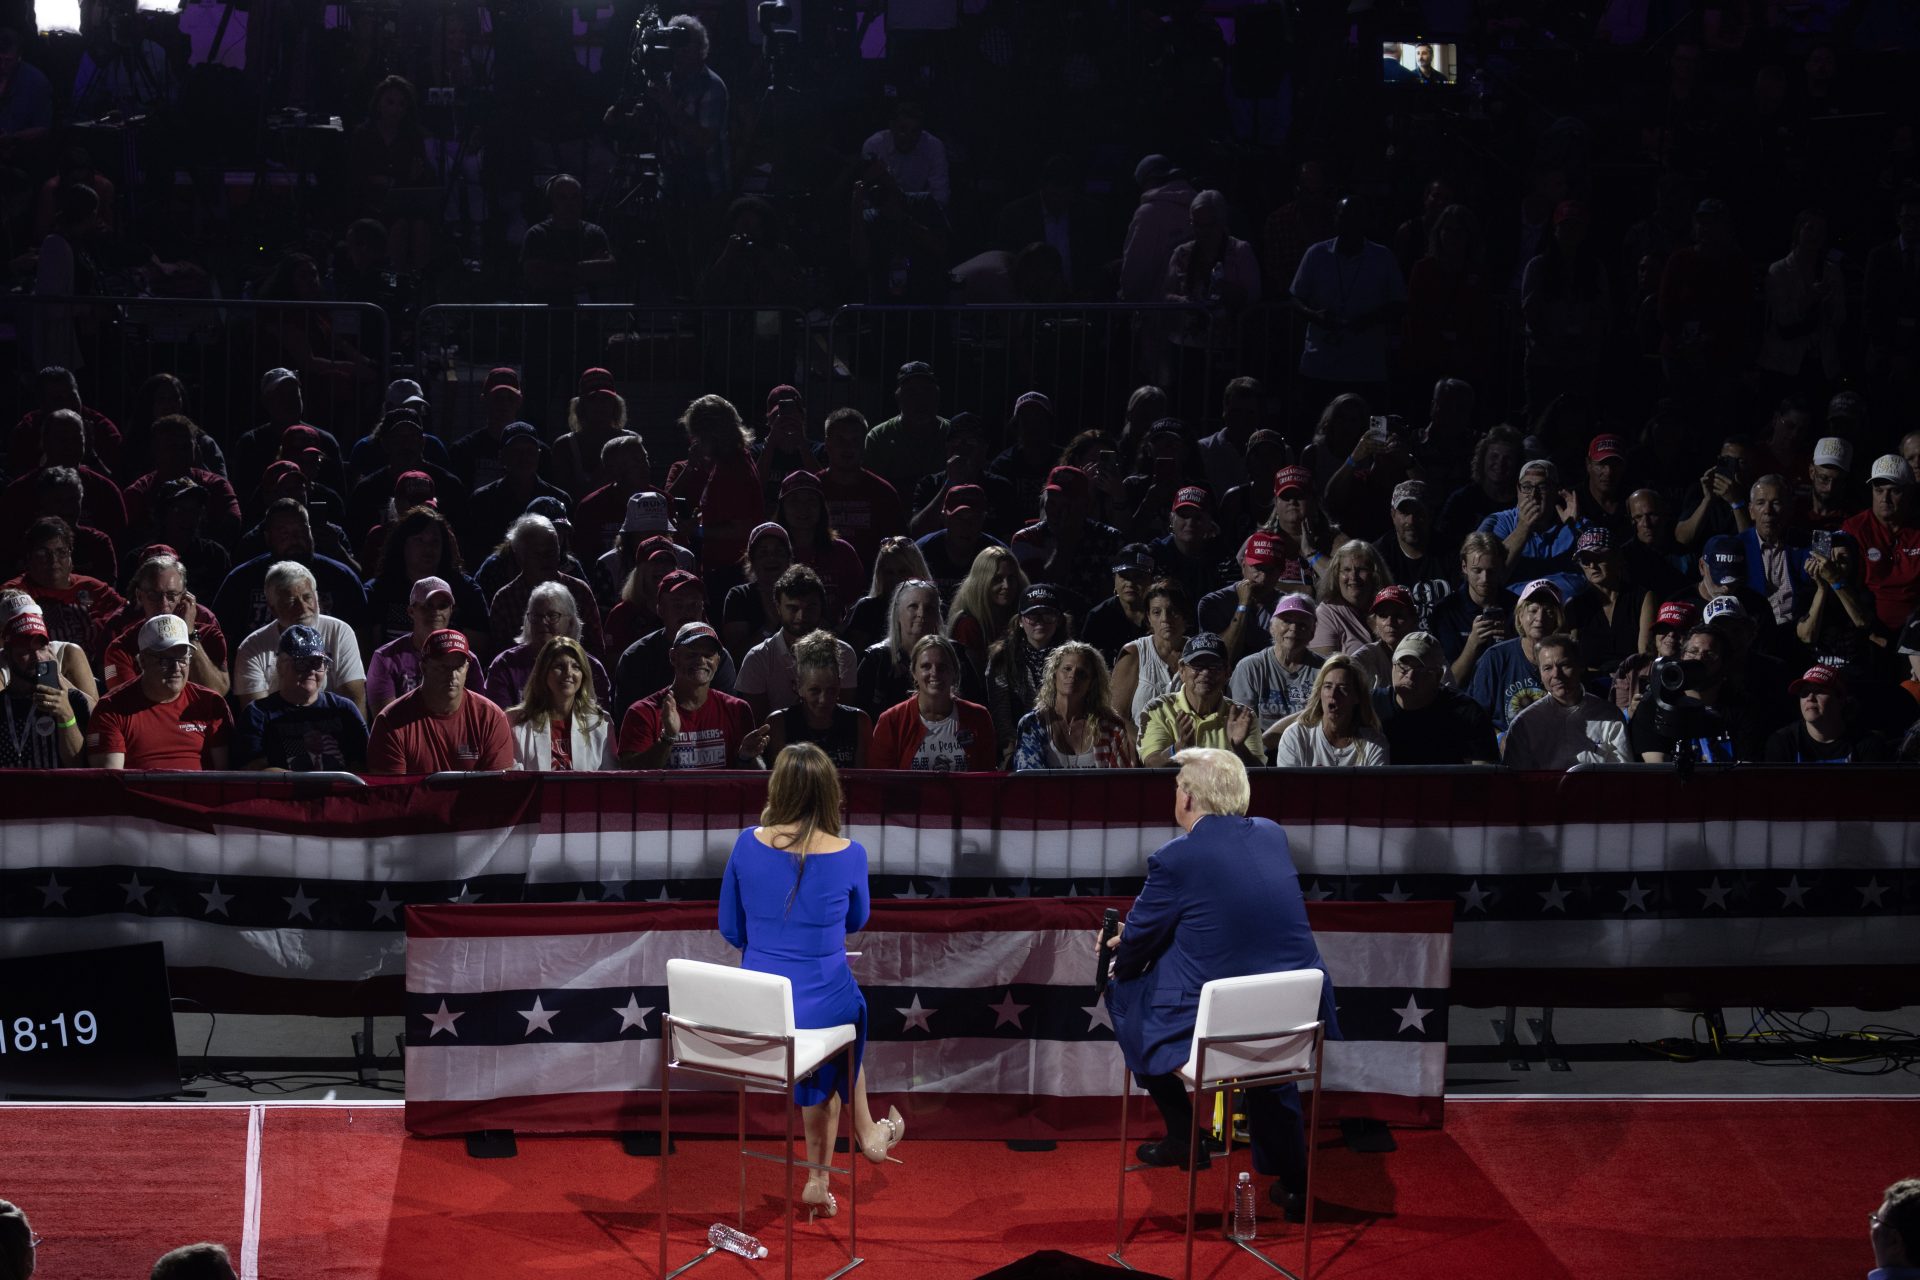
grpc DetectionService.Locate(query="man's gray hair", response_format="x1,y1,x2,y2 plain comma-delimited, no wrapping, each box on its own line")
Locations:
1190,188,1228,219
35,464,81,493
1173,747,1250,818
45,407,87,446
1750,473,1787,503
134,553,187,592
263,560,316,598
507,513,557,552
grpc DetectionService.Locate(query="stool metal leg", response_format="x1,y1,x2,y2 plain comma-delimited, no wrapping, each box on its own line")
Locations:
784,1042,797,1280
1183,1047,1206,1280
1217,1084,1235,1240
659,1047,670,1279
844,1042,862,1274
1109,1061,1132,1268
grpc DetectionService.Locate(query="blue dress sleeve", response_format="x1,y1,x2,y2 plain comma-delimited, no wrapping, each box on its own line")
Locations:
845,842,871,933
718,834,748,950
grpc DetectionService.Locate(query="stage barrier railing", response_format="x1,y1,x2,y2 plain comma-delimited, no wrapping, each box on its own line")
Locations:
2,295,391,445
413,302,818,451
0,765,1913,1016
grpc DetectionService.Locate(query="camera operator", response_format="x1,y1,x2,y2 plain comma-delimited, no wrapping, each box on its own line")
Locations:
1627,625,1778,763
648,16,730,211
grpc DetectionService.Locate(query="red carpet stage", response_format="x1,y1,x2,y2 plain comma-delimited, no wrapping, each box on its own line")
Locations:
0,1097,1907,1278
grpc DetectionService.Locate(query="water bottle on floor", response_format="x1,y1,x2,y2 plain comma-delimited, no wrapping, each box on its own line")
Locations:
1230,1171,1257,1241
709,1223,768,1260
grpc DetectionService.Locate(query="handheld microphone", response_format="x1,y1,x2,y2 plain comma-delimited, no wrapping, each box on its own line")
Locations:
1094,907,1121,996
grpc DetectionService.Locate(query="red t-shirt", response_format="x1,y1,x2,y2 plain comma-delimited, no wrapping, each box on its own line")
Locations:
820,468,906,566
1841,510,1920,630
100,614,228,690
87,680,233,770
549,717,573,770
618,686,754,768
698,453,765,571
3,574,127,663
574,481,637,561
366,688,516,774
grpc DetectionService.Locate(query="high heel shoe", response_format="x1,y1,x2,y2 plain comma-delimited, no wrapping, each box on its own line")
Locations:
860,1106,906,1165
801,1181,838,1222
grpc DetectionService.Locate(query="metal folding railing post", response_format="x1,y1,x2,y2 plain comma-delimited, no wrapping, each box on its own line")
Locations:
4,295,391,447
413,303,817,458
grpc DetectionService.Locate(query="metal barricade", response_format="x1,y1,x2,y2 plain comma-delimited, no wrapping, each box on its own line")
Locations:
822,303,1248,433
414,303,816,460
0,295,391,445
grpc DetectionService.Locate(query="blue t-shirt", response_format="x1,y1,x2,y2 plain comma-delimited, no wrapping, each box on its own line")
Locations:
241,692,369,772
1464,637,1547,733
1474,509,1588,603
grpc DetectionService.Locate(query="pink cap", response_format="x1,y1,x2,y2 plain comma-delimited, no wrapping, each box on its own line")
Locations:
409,576,454,608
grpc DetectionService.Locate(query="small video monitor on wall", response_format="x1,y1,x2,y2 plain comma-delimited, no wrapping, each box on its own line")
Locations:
1381,39,1460,88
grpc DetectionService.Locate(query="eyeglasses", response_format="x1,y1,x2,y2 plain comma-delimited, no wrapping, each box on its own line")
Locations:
531,611,571,624
29,545,73,561
28,1232,41,1249
147,652,192,670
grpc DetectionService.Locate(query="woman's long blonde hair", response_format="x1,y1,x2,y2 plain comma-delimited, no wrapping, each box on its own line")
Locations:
949,545,1025,642
1033,641,1114,720
760,742,844,912
1297,653,1379,731
508,636,605,731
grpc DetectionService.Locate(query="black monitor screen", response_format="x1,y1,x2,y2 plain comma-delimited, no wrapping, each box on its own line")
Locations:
0,942,178,1099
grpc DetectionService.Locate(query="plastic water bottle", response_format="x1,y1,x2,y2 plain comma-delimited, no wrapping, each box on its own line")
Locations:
1229,1171,1257,1241
708,1223,768,1260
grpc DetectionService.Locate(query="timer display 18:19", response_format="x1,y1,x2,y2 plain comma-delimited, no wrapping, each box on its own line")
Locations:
0,1013,99,1052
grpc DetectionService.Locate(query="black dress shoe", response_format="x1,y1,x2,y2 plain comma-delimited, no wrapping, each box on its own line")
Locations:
1135,1137,1211,1170
1266,1185,1307,1222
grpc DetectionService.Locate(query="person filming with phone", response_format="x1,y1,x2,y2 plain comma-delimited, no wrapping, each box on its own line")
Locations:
1476,459,1588,603
0,597,89,768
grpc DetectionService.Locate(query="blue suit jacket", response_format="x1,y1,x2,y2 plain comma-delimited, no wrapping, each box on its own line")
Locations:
1738,527,1812,619
1105,814,1339,1078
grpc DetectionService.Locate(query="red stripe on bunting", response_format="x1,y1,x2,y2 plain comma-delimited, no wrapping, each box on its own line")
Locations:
404,899,1458,940
402,1086,1438,1139
3,768,1914,835
0,770,542,836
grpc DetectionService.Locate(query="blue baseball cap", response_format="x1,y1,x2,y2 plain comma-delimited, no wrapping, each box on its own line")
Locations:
1181,632,1229,666
277,623,330,662
1703,535,1747,585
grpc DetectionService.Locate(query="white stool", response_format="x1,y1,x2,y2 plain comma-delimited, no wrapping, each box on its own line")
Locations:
1110,968,1326,1280
659,958,863,1280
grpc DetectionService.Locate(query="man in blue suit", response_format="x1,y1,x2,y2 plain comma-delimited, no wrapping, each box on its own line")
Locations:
1104,747,1339,1216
